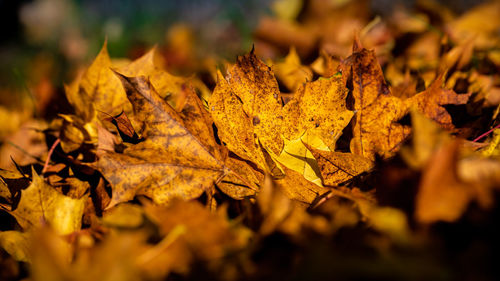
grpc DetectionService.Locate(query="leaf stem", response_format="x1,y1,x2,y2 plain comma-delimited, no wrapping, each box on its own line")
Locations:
42,138,61,175
472,123,500,142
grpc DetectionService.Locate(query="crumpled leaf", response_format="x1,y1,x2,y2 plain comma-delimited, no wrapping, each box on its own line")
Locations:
0,169,31,204
405,74,472,130
340,47,410,159
282,76,354,149
103,110,139,142
97,74,229,208
1,168,85,235
304,142,373,186
58,114,88,153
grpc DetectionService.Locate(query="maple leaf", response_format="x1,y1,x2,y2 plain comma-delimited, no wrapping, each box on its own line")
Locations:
179,84,262,197
209,71,272,173
282,76,354,149
340,46,410,159
65,41,130,123
210,50,284,157
117,46,211,108
405,74,472,130
97,74,256,208
0,168,85,235
96,74,228,208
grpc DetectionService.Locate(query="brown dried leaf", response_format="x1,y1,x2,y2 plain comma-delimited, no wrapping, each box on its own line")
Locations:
340,48,410,159
304,143,373,186
406,75,472,130
276,166,330,204
349,94,409,159
97,74,228,208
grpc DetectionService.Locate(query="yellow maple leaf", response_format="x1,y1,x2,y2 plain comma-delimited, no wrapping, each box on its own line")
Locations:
65,41,129,123
282,76,353,149
1,168,85,235
223,50,284,156
274,47,313,91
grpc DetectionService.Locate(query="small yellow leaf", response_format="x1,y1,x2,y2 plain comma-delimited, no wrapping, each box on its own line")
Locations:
274,47,312,91
274,133,323,186
5,168,85,235
65,41,129,123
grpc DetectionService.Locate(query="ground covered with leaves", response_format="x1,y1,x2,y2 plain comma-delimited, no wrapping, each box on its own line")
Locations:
2,1,500,280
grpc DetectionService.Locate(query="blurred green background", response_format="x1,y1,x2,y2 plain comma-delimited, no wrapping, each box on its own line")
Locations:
0,0,273,90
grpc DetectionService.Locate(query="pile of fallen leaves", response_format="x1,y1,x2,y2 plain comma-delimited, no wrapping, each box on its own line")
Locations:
2,0,500,280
